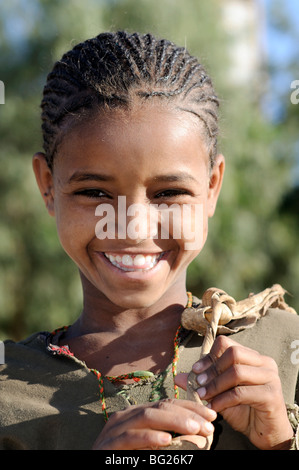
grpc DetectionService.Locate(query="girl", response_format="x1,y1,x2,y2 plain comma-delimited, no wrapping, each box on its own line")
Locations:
0,31,298,450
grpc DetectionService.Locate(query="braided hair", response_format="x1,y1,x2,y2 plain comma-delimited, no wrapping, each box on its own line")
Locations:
41,31,219,171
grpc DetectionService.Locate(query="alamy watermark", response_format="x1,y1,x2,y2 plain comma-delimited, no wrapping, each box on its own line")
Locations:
0,341,4,364
290,80,299,104
0,81,4,104
95,196,205,250
291,339,299,365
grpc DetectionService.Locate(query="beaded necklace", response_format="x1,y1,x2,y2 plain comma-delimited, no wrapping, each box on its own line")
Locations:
51,292,193,422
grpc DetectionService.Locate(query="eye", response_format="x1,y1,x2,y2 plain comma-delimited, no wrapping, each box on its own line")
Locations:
73,188,111,199
154,189,191,199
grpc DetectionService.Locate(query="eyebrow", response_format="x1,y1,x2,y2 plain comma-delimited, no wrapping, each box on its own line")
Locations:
67,171,198,184
153,172,198,183
68,172,115,184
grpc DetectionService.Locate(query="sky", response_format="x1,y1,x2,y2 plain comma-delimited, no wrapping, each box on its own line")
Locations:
261,0,297,62
260,0,299,119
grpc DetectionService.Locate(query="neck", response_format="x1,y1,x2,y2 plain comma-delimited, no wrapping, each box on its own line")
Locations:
75,272,189,335
61,274,189,374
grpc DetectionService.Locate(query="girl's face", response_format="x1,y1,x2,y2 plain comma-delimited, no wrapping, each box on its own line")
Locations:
33,103,224,309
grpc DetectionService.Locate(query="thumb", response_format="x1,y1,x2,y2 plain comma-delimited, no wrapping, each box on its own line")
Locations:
174,372,188,390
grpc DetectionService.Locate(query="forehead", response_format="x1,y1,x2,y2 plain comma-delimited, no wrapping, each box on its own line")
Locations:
55,102,209,173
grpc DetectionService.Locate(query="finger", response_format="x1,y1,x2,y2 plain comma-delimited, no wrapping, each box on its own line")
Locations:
174,372,188,391
135,400,216,436
207,382,282,414
105,399,216,442
96,404,215,450
193,335,274,376
195,348,277,392
192,335,240,374
95,427,172,450
126,398,217,423
172,399,218,422
196,363,277,402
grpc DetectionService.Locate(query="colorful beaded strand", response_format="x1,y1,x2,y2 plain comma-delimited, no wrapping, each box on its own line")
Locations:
186,291,193,309
172,325,182,399
52,292,193,422
106,370,154,383
90,369,109,422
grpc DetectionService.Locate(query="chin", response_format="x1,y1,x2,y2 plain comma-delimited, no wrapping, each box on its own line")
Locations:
113,294,158,310
105,286,166,310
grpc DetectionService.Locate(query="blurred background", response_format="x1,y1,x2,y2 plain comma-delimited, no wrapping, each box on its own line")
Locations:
0,0,298,341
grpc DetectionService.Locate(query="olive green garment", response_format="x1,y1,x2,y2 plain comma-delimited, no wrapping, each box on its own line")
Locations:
0,308,298,450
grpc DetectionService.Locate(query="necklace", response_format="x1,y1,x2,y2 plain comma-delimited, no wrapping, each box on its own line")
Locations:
51,292,193,422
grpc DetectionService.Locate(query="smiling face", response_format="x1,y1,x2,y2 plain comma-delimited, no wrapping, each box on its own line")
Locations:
33,103,224,310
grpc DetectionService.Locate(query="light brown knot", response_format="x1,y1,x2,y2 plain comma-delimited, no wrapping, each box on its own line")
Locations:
181,284,296,352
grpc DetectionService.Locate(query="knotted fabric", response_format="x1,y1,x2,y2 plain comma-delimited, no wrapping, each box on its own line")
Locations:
165,284,296,450
181,284,296,355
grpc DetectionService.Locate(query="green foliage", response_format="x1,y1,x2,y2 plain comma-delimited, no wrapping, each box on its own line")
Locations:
0,0,298,340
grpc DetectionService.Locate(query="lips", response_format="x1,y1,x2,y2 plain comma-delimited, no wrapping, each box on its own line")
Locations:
103,252,164,271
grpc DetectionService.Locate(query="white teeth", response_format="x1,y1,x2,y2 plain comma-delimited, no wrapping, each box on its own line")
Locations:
122,255,133,266
133,254,145,266
104,252,163,271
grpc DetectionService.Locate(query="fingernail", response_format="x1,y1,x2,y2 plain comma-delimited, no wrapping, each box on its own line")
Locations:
206,405,217,419
197,387,206,399
187,419,200,433
204,421,214,434
159,433,171,445
193,361,204,373
197,373,207,385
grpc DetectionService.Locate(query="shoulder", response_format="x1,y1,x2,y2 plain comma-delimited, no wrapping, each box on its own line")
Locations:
0,333,103,450
234,307,299,354
0,333,101,450
1,331,91,386
4,331,49,356
1,332,49,373
2,332,53,373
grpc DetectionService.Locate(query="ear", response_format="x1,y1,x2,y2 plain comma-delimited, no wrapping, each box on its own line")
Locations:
207,154,225,218
32,152,55,216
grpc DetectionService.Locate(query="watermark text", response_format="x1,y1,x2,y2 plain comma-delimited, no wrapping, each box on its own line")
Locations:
0,81,4,104
95,196,205,250
290,80,299,104
291,339,299,365
0,341,4,364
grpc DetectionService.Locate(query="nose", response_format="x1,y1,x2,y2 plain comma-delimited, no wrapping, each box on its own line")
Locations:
116,197,158,244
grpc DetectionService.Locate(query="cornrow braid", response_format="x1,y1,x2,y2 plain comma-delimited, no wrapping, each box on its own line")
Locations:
41,31,219,170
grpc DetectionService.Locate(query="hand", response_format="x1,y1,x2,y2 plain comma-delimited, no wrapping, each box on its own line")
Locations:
92,398,217,450
175,336,294,450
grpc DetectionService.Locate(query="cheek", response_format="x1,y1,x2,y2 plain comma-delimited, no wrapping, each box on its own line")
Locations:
173,200,208,253
54,199,96,258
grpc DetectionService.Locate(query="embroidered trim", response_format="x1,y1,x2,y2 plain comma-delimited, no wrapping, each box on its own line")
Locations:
47,343,74,357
